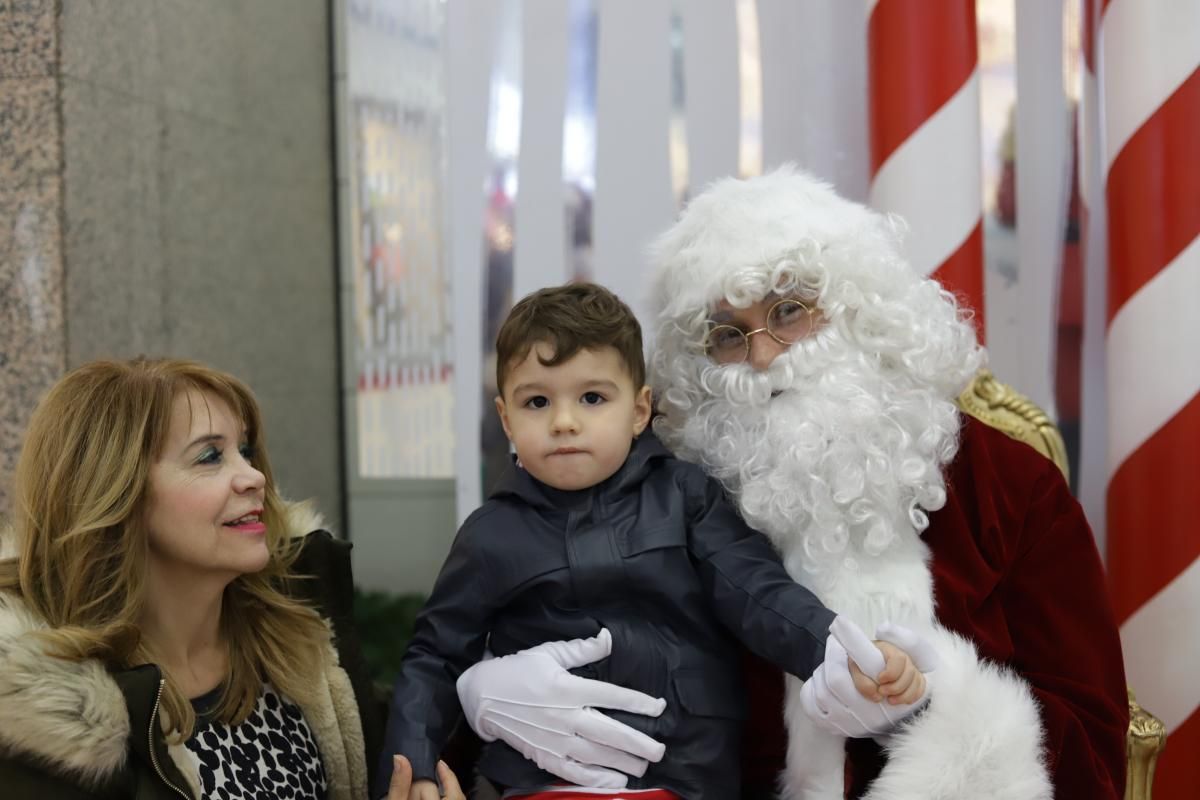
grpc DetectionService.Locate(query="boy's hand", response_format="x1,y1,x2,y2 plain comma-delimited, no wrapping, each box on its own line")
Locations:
848,641,926,705
800,617,940,738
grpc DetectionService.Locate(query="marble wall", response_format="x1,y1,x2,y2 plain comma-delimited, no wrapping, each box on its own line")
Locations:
0,1,343,525
0,0,66,515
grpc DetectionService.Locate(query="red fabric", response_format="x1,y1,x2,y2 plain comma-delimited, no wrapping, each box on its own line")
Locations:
1055,241,1083,420
740,417,1129,799
1056,112,1084,422
995,160,1016,228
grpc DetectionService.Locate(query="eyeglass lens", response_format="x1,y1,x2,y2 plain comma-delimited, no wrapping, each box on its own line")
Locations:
704,298,816,364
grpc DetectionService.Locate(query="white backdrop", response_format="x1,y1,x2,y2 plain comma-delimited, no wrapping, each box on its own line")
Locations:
445,0,1079,533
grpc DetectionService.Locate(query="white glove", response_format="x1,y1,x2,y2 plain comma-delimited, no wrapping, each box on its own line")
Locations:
799,617,940,738
456,629,667,789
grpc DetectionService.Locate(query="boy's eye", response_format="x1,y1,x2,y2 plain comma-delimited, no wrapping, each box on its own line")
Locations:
581,392,605,406
524,396,549,409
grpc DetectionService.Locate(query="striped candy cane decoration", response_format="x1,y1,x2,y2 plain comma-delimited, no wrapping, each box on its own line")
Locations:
1101,0,1200,796
866,0,985,338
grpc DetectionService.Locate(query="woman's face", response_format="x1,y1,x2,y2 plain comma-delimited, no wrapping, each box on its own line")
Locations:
144,390,270,582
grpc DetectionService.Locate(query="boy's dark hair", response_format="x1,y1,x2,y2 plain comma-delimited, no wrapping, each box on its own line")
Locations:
496,282,646,395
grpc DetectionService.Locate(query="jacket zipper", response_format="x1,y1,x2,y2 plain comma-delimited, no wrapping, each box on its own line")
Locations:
149,678,191,799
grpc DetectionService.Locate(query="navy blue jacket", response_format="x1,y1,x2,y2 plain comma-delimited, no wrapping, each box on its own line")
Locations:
379,433,835,799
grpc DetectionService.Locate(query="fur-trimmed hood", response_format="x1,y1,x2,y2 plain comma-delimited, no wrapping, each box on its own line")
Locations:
0,590,132,789
0,501,369,799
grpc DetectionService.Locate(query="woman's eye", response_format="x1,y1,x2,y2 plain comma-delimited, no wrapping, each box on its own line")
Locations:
581,391,605,406
524,396,549,409
239,444,256,463
196,447,222,465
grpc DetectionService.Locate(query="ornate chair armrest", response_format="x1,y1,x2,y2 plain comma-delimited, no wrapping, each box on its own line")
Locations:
1126,689,1166,800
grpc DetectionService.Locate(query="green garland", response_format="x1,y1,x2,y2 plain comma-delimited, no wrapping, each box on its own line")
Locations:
352,588,427,686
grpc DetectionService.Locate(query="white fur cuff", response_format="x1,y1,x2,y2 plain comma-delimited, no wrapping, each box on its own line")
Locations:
863,629,1052,800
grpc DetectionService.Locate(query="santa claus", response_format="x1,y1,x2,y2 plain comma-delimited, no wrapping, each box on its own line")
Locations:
456,166,1128,799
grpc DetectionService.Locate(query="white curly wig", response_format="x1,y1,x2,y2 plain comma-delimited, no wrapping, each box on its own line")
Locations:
648,165,985,586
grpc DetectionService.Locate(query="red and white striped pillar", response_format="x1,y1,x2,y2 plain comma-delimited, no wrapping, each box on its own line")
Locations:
1100,0,1200,796
866,0,985,340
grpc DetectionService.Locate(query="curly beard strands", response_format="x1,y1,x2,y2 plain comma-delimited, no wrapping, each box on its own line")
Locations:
657,323,963,592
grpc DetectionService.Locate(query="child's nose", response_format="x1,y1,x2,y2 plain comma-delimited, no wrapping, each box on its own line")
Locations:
551,407,580,434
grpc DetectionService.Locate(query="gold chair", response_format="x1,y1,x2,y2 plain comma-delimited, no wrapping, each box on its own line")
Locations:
956,370,1167,800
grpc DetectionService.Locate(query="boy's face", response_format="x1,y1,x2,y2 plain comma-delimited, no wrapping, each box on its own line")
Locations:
495,343,652,491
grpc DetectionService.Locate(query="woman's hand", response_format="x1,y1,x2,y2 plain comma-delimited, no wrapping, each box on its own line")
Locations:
385,755,464,800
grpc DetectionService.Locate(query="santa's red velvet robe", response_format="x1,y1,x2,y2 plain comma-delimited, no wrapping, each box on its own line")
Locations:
741,416,1129,799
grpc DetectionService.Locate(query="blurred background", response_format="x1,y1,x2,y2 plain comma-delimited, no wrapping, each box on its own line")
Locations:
1,1,1196,794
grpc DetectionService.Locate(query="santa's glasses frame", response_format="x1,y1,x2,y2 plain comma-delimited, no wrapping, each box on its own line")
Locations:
702,296,819,365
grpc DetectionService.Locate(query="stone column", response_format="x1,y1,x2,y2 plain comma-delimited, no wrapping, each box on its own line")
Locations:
2,2,344,524
0,0,66,514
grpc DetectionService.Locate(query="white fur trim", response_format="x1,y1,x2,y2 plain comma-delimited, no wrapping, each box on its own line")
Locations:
864,630,1051,800
0,593,130,787
781,686,847,799
781,626,1051,800
300,626,364,800
774,538,1050,799
324,632,369,799
283,498,329,540
0,523,17,560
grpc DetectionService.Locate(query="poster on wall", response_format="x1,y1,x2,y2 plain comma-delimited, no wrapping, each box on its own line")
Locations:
350,84,454,478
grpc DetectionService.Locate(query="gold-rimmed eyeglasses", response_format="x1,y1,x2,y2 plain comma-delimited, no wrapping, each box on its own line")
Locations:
703,296,818,364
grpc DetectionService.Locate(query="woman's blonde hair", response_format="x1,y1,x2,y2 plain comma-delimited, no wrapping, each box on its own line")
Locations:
0,358,328,741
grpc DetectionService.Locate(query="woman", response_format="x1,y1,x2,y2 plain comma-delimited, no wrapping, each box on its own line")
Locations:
0,358,464,800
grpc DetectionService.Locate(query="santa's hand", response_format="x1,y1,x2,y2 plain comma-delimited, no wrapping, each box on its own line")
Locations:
456,629,667,788
800,618,937,738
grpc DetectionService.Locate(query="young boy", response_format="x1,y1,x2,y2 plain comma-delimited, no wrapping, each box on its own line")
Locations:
379,283,924,800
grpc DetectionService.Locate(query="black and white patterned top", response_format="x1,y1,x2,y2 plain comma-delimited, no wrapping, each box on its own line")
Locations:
183,683,328,800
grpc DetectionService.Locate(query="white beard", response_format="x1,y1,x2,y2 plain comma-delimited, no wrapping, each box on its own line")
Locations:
654,329,1054,800
658,324,961,598
647,182,1048,797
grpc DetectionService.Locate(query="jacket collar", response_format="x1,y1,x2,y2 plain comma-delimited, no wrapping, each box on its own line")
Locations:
110,662,198,797
490,430,674,510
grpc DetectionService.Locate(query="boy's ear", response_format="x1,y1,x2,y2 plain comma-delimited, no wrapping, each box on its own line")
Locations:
494,396,514,441
632,385,653,436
